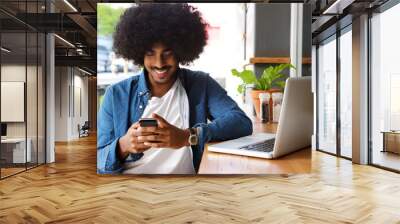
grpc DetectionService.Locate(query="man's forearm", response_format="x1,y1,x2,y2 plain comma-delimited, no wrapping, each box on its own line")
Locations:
196,112,253,143
117,135,130,161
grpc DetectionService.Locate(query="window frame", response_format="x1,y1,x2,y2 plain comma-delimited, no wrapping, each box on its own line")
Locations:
367,0,400,173
315,23,353,161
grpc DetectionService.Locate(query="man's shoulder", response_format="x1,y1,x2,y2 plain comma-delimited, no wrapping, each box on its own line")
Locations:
180,68,210,81
107,73,141,94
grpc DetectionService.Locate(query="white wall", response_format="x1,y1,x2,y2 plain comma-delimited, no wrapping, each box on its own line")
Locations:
71,72,89,138
55,66,68,141
1,64,45,164
1,64,32,137
1,65,28,138
54,67,89,141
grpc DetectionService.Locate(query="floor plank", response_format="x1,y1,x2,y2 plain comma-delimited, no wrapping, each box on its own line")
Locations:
1,134,400,223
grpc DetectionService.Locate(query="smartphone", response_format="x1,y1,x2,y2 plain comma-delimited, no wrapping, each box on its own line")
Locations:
139,118,158,127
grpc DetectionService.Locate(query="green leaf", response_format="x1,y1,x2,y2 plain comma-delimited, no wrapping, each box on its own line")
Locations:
275,81,286,89
261,66,273,80
257,79,264,90
231,69,257,84
237,84,245,94
231,63,295,93
98,4,126,36
231,69,240,77
255,80,262,90
276,63,296,73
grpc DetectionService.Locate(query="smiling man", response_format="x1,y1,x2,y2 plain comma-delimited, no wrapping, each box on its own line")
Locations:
97,3,252,174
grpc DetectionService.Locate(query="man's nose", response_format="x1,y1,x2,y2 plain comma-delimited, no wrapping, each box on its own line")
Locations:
154,55,166,68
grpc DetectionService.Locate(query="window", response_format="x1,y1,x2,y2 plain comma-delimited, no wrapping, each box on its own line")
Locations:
316,25,353,159
0,1,47,179
339,28,352,158
370,2,400,171
317,36,337,154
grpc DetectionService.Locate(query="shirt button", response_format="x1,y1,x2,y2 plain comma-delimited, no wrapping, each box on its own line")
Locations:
139,105,143,109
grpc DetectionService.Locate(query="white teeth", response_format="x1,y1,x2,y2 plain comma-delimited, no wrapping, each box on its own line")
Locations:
155,69,167,74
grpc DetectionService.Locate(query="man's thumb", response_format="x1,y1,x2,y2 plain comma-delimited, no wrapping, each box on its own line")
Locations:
152,113,169,128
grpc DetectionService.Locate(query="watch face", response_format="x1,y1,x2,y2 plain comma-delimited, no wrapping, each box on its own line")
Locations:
189,135,198,145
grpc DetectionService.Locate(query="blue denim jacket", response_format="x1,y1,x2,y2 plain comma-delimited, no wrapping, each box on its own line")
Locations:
97,68,253,174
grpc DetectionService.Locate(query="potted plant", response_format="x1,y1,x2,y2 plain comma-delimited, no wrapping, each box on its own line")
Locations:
231,63,295,118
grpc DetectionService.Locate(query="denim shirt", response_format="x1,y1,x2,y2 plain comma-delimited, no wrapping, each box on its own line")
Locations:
97,68,253,174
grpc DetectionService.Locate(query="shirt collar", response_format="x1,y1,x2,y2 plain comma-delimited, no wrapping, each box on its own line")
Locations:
137,67,184,97
137,69,150,97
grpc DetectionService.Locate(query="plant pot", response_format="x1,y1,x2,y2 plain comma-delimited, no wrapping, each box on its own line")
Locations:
251,89,282,121
251,90,268,119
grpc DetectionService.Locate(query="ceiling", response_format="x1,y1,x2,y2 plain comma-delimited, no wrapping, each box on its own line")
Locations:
308,0,389,43
1,0,392,74
0,0,97,74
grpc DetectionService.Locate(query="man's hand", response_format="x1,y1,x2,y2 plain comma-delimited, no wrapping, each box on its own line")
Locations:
117,122,155,160
138,113,190,149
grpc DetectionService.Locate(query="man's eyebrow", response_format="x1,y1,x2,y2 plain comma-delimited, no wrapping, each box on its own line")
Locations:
145,48,172,52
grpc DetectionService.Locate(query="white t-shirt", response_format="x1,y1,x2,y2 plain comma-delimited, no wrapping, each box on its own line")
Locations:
123,79,195,174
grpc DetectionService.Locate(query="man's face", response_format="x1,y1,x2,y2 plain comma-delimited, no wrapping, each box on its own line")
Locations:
144,42,178,85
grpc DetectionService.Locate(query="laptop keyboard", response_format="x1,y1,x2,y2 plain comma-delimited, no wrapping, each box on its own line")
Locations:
239,138,275,152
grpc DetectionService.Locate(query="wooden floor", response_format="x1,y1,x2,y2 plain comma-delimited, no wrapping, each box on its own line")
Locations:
1,135,400,223
1,167,26,178
372,150,400,171
1,163,45,178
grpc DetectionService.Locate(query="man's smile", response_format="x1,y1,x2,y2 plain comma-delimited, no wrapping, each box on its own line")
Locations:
151,67,171,79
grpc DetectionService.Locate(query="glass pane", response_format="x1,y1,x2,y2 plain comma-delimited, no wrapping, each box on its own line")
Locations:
27,31,38,169
371,4,400,171
317,37,337,154
340,29,352,158
1,30,27,177
38,32,45,165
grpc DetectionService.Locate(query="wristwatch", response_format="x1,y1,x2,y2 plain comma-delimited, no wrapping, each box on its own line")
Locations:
188,127,199,146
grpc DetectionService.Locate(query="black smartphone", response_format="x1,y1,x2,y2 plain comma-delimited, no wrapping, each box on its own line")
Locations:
139,118,158,127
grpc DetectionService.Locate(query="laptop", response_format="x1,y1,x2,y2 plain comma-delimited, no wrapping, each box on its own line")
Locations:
208,77,313,159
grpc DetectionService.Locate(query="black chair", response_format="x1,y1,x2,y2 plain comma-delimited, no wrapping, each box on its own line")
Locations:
79,121,90,138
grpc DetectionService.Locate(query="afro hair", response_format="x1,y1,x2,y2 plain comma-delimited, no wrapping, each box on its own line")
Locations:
113,3,209,66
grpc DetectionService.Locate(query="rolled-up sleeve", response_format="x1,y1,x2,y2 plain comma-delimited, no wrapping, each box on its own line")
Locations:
194,75,253,147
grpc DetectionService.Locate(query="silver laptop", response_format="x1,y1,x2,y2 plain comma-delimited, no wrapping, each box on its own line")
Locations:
208,77,313,159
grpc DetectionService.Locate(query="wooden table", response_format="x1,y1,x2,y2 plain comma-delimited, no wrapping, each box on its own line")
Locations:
381,131,400,154
198,121,311,174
